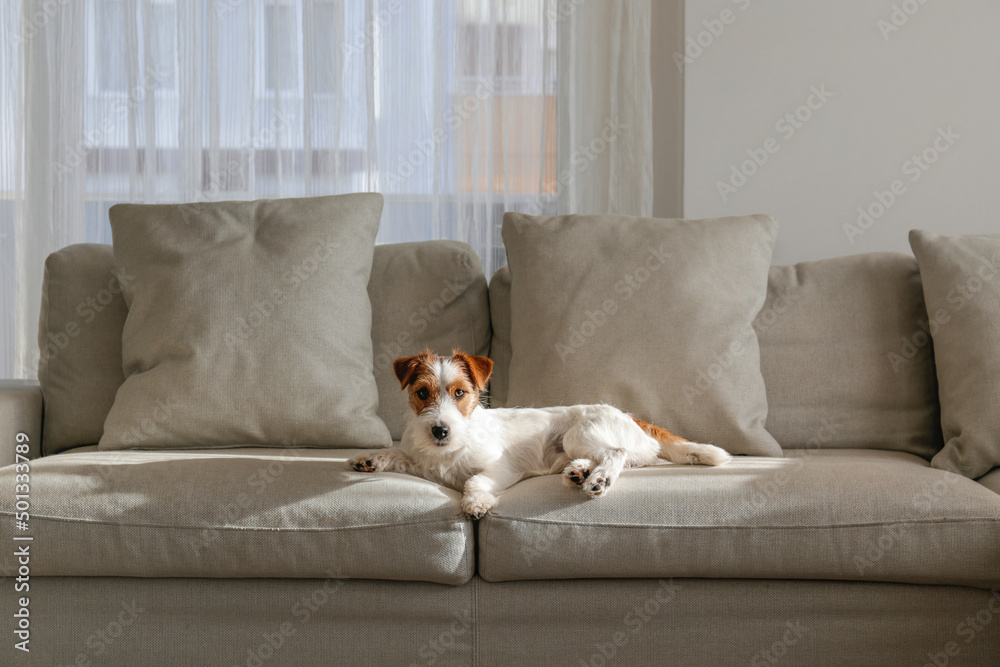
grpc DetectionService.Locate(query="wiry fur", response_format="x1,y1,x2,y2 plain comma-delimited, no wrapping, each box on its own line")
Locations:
349,350,732,519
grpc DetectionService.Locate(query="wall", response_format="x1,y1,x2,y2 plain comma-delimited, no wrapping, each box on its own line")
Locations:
651,0,685,218
679,0,1000,265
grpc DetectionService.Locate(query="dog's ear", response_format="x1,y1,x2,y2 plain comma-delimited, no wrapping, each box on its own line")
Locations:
452,352,493,392
393,354,427,389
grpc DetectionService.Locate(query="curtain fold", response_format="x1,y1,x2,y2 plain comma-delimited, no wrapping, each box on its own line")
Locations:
558,0,652,217
1,0,652,379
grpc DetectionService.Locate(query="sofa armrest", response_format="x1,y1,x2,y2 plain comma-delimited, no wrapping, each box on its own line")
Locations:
979,468,1000,496
0,380,43,467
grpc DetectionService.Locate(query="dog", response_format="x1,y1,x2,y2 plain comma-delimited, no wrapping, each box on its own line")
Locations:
349,350,732,519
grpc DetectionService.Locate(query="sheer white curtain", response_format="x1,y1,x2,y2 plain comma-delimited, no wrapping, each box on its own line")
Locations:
1,0,651,379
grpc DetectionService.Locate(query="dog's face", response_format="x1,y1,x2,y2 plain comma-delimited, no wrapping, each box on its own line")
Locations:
393,350,493,453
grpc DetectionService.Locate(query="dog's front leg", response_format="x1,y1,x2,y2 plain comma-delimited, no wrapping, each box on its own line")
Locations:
461,467,522,520
349,447,416,474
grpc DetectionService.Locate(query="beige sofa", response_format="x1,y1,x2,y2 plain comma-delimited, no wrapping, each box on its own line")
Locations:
2,241,999,666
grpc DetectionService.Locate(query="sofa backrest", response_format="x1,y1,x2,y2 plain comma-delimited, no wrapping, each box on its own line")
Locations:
37,241,490,454
490,252,944,458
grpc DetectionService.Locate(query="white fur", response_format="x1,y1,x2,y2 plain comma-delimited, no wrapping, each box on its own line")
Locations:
349,358,732,519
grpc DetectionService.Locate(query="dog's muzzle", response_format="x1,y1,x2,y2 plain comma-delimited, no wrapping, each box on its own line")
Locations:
431,424,449,443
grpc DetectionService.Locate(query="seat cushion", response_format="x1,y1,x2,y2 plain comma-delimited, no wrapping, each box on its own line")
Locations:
478,450,1000,588
0,448,473,585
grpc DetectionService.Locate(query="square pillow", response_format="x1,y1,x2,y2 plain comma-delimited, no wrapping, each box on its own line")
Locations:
909,230,1000,478
501,213,782,457
99,194,392,450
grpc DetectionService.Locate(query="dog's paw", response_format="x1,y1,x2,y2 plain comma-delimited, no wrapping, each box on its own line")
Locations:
583,473,611,499
461,493,496,520
349,452,386,473
562,459,594,487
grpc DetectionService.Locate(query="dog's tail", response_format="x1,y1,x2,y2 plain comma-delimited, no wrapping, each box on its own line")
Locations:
631,416,732,466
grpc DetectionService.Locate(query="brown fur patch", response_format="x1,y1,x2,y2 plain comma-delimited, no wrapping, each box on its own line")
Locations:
446,375,479,417
393,352,436,389
631,416,686,445
450,351,493,391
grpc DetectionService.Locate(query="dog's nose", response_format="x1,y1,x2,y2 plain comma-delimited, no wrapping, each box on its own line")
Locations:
431,425,449,441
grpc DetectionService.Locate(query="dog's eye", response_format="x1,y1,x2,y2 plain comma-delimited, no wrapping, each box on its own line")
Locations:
416,388,430,400
454,389,465,398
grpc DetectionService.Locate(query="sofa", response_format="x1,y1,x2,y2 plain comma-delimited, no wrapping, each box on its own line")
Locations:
2,234,1000,666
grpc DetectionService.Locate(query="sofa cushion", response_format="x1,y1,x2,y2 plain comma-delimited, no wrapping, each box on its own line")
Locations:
477,449,1000,588
487,265,512,408
369,241,491,439
0,447,472,584
758,253,943,457
980,468,1000,496
501,213,781,457
36,240,489,453
101,194,390,450
37,244,129,453
910,230,1000,479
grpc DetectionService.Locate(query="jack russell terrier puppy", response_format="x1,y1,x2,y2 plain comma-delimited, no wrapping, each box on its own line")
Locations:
349,350,732,519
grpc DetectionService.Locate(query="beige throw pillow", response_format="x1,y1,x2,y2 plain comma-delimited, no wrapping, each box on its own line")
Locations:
99,194,391,450
502,213,782,457
909,230,1000,478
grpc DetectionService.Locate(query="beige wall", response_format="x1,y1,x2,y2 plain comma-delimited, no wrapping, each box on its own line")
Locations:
667,0,1000,265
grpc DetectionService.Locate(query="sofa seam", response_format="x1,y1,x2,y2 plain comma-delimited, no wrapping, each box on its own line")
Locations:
0,512,471,533
482,516,1000,531
472,573,480,667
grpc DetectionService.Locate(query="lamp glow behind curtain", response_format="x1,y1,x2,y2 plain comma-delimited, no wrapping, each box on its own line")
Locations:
1,0,651,380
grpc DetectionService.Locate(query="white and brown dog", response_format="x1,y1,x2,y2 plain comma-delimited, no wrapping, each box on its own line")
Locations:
349,350,731,519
